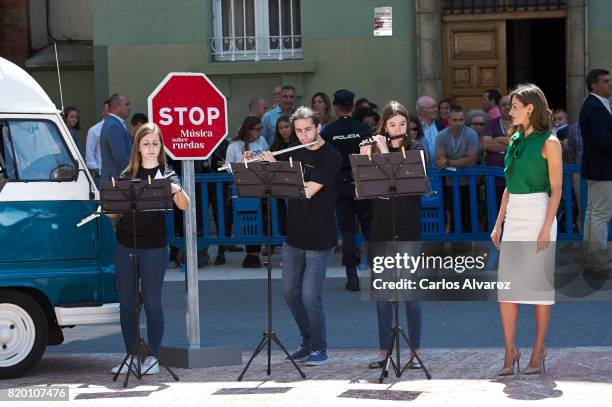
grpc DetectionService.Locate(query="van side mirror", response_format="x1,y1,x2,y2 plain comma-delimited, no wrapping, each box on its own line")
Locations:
50,164,76,181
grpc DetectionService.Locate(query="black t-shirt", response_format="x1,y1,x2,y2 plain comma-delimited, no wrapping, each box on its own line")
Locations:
116,165,181,249
321,116,373,172
368,145,422,242
285,142,342,250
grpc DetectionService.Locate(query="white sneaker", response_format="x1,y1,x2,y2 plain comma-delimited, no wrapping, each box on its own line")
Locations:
142,356,160,375
110,360,135,374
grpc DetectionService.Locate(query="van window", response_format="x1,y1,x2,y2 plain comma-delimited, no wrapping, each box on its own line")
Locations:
0,120,75,181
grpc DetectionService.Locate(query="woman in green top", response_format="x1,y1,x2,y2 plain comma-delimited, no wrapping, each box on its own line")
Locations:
490,84,562,376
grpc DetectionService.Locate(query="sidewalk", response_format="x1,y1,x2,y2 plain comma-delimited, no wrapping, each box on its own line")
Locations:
4,348,612,406
164,249,360,281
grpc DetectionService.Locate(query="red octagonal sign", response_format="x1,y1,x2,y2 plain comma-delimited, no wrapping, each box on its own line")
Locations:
148,72,228,160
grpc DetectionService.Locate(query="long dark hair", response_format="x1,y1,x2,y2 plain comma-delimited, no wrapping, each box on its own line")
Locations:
270,115,297,152
233,116,261,152
507,83,552,137
63,106,80,130
373,101,413,153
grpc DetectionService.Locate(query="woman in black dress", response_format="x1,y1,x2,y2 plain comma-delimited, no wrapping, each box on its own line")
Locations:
360,101,424,369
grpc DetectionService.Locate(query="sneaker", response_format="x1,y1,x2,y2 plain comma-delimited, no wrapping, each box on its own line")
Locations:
286,345,310,363
305,350,328,366
142,356,160,375
110,360,135,374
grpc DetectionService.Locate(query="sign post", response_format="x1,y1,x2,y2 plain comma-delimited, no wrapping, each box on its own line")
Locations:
148,72,240,368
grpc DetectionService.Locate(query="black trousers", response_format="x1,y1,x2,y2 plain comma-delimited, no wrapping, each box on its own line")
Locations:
336,181,372,267
444,184,473,233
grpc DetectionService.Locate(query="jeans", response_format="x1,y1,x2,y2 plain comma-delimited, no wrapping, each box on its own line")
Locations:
282,242,334,351
377,301,422,350
115,242,169,355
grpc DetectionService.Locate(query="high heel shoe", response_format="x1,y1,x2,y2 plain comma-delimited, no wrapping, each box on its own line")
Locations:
498,347,521,376
524,349,547,375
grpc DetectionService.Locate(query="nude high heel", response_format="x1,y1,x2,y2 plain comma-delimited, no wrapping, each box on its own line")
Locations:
498,347,521,376
524,349,547,375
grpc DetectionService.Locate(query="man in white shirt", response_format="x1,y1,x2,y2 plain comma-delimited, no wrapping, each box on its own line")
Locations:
85,99,109,184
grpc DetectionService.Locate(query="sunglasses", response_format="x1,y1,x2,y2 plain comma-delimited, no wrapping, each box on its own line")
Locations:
251,127,262,131
409,127,419,132
471,122,486,126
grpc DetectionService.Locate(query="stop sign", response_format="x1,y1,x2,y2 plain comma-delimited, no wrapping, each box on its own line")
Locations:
147,72,228,160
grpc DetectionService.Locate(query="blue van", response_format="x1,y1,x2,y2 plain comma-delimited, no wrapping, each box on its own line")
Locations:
0,57,118,379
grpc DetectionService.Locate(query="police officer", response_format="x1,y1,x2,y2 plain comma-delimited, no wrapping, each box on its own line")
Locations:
321,90,373,291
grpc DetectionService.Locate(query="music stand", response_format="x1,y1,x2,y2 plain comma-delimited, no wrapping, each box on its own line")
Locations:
350,149,432,383
230,160,307,381
99,176,180,387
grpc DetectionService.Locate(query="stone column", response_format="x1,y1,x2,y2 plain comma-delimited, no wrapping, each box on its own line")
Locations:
415,0,443,100
567,0,587,122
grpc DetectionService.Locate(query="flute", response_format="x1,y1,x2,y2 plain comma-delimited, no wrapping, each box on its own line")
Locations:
359,134,407,147
217,140,318,171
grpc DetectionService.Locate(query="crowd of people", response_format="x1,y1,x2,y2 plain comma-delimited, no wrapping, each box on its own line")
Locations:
171,83,587,267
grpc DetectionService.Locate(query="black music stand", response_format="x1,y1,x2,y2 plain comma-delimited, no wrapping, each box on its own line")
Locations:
99,176,180,387
230,160,307,381
350,149,432,383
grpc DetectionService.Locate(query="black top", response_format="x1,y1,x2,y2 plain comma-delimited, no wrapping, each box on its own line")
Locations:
368,144,422,242
285,142,342,250
116,165,181,249
579,94,612,180
321,116,373,172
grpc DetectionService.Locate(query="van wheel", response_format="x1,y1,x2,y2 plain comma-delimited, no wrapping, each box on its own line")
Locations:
0,290,48,379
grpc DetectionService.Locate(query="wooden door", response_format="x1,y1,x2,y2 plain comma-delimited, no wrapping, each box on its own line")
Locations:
442,20,507,111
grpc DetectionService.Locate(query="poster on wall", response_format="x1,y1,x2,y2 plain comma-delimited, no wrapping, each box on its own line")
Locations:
373,6,392,36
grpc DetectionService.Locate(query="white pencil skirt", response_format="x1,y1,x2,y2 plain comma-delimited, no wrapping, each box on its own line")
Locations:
497,193,557,305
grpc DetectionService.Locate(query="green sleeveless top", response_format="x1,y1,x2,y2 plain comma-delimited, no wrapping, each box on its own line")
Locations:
504,131,552,195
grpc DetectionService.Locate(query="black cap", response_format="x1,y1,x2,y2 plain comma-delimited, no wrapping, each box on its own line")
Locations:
333,89,355,106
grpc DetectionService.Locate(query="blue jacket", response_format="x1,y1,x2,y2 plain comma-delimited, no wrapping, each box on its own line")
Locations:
580,94,612,180
100,115,133,181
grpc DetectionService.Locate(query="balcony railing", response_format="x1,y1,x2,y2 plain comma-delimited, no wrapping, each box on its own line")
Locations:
210,35,303,62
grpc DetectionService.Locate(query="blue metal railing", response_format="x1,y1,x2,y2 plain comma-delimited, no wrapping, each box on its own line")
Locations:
167,165,601,249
